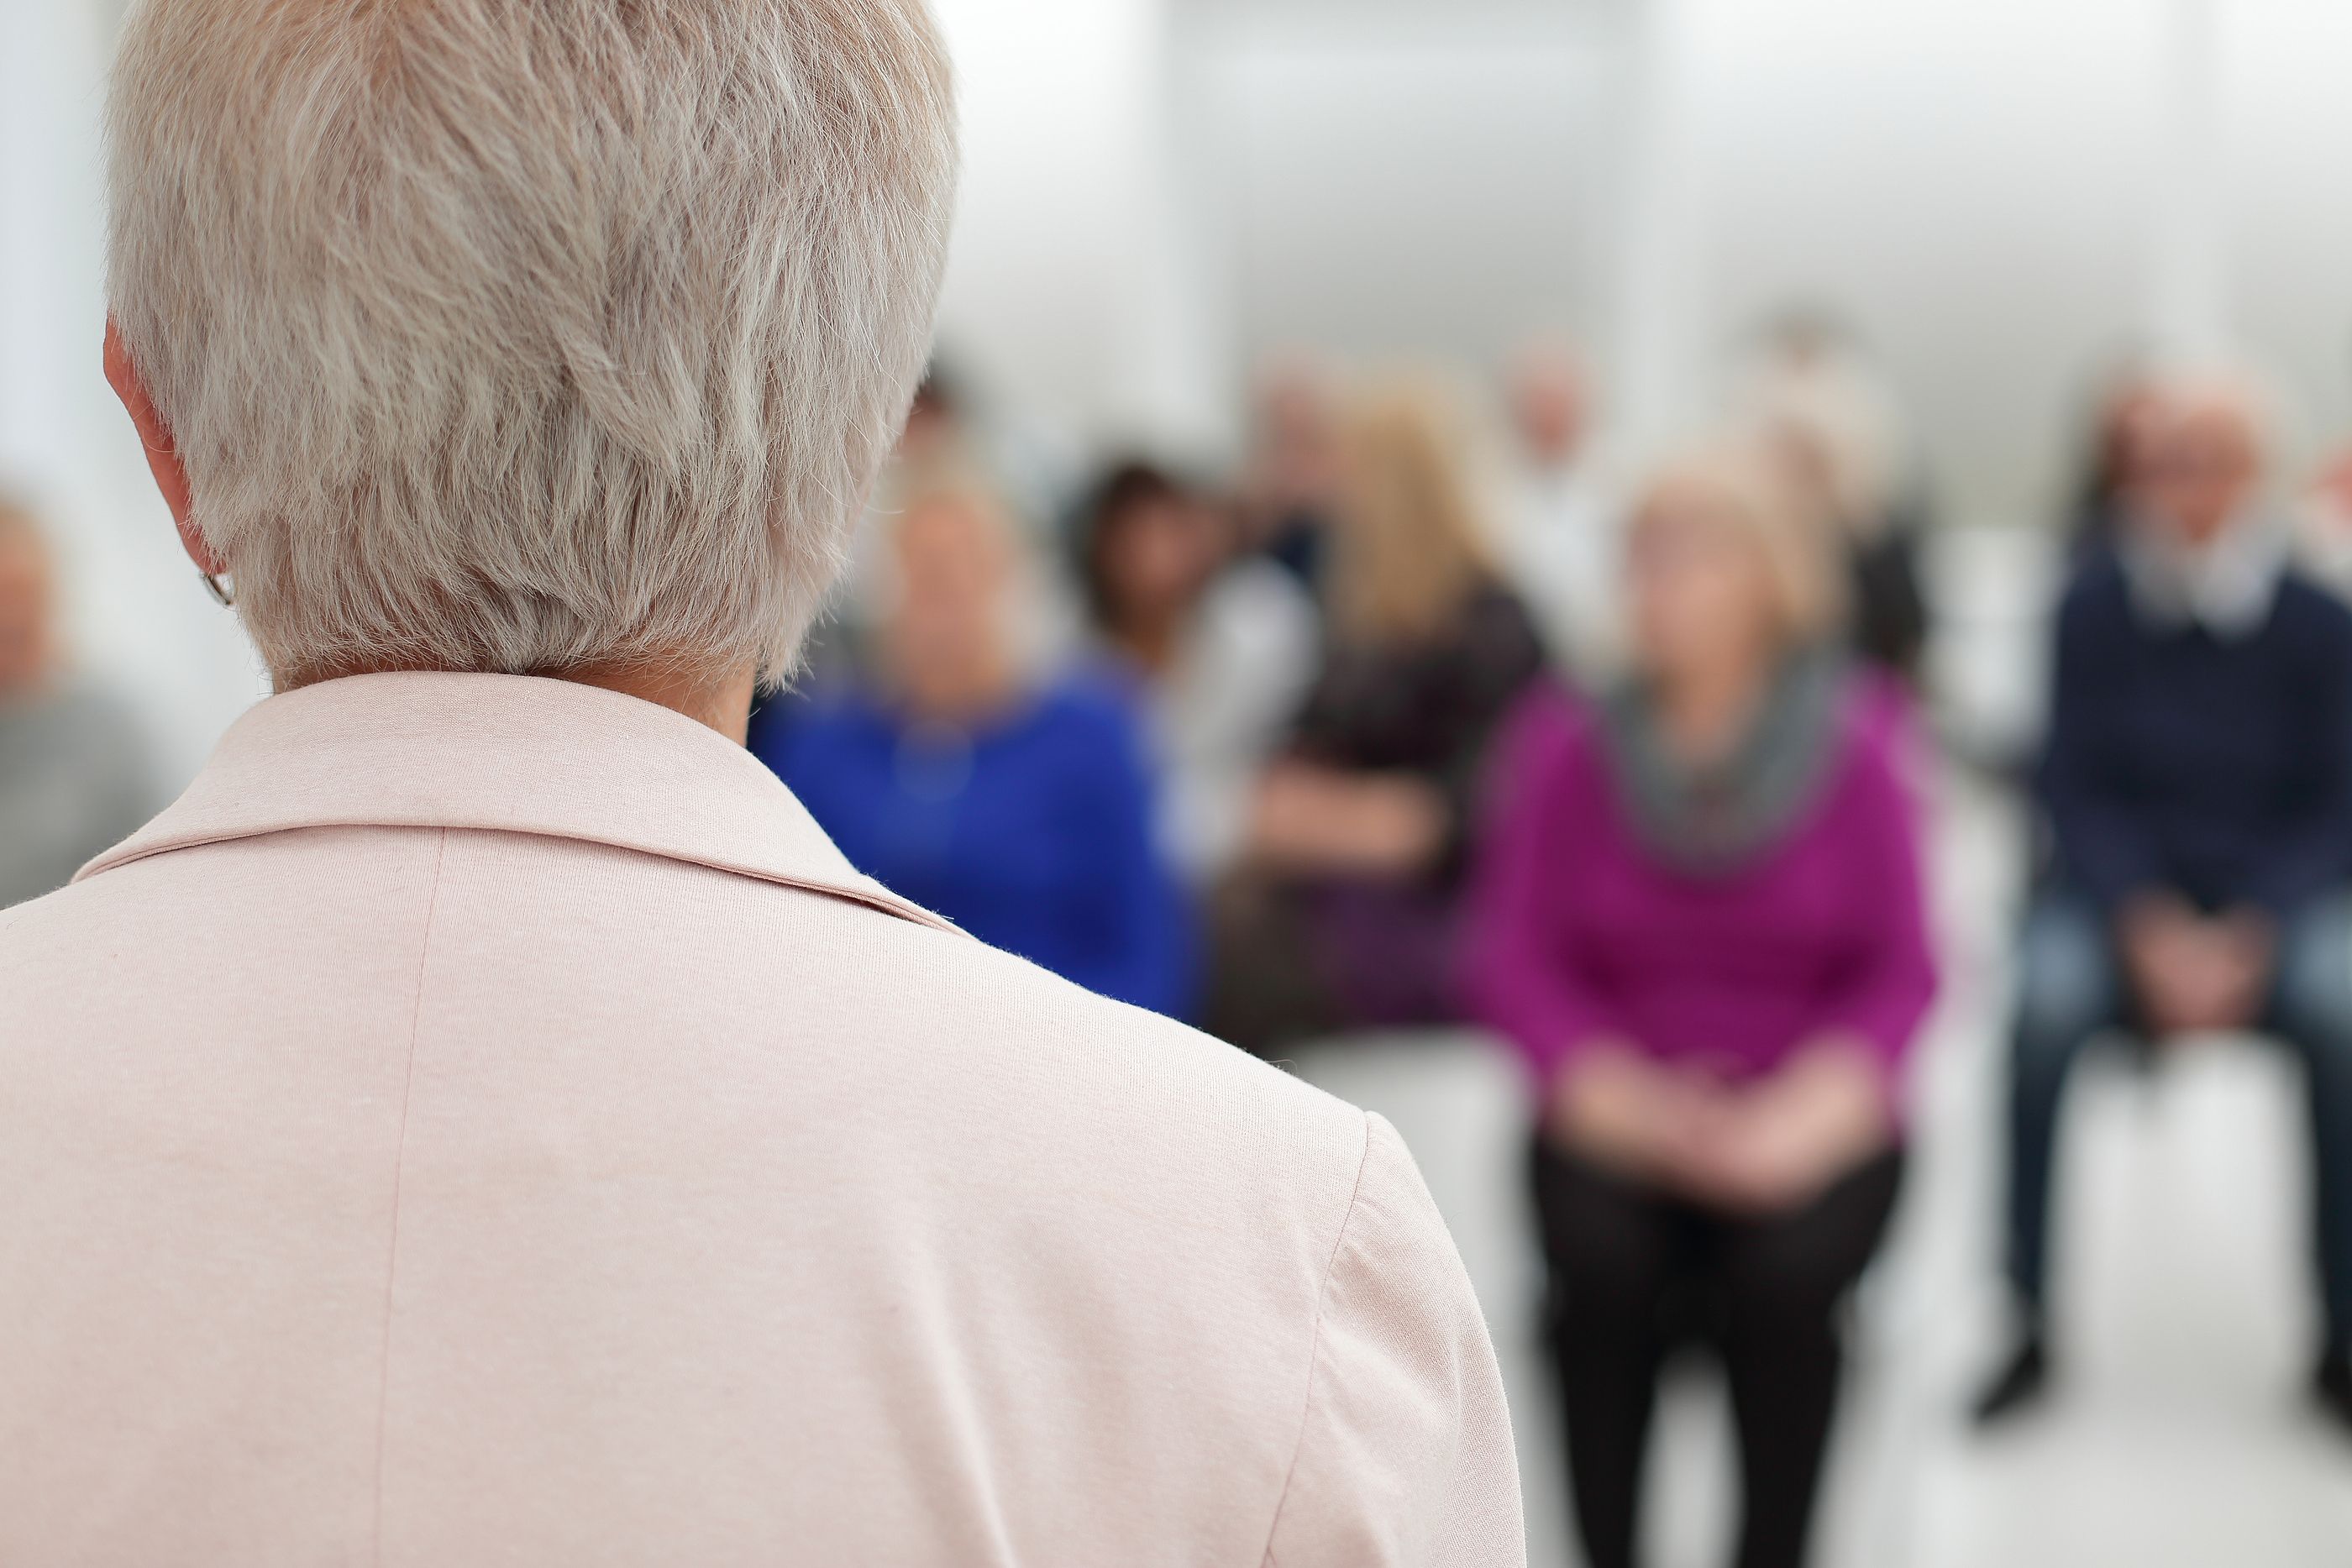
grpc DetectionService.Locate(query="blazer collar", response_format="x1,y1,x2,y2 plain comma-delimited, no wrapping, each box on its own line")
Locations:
76,672,959,936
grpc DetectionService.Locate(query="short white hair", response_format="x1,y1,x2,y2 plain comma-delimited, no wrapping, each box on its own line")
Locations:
1637,432,1849,651
107,0,958,689
2149,363,2285,475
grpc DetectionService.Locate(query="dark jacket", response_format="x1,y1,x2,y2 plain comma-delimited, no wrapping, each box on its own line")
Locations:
1287,581,1547,886
2040,555,2352,918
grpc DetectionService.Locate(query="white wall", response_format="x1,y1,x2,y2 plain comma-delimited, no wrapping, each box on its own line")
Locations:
1669,0,2176,526
2219,1,2352,462
1184,10,1633,370
1187,0,2352,527
929,0,1234,464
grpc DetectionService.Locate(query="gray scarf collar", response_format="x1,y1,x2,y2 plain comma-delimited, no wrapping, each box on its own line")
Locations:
1597,648,1850,874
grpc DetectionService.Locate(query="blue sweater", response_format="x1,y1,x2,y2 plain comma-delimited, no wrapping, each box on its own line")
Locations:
2040,558,2352,918
751,676,1194,1018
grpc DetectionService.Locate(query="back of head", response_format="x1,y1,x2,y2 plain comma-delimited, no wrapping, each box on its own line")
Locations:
106,0,959,690
1331,378,1495,645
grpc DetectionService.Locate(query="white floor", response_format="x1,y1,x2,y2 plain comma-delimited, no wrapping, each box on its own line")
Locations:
1294,767,2352,1568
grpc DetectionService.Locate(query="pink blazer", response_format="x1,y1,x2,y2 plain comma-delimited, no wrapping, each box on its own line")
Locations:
0,674,1521,1567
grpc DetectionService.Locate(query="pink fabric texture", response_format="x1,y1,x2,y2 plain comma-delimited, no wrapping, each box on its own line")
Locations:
0,672,1521,1568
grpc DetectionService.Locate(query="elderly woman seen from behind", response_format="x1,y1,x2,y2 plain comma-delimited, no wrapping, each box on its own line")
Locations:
1467,437,1935,1568
0,3,1521,1560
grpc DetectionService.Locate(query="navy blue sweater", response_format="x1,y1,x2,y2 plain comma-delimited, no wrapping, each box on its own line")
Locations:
2040,558,2352,918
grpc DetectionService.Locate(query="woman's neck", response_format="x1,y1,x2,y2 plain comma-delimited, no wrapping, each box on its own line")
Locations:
1652,654,1771,768
896,645,1022,727
560,663,757,743
1110,608,1184,677
287,658,759,744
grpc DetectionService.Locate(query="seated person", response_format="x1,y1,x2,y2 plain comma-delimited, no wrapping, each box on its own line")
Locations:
0,495,157,908
1237,354,1344,592
1205,382,1546,1055
1073,460,1316,884
1748,320,1933,682
1976,375,2352,1433
756,483,1191,1019
1466,437,1936,1568
1497,342,1621,679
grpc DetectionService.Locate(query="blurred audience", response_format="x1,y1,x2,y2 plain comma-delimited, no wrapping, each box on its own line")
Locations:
1747,317,1934,681
1499,342,1624,680
0,495,157,909
1237,354,1346,593
1466,437,1936,1568
1977,374,2352,1434
753,482,1190,1018
1207,381,1546,1055
1074,461,1316,884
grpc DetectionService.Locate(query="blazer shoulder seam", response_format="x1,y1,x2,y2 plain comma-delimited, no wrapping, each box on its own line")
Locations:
1256,1108,1378,1568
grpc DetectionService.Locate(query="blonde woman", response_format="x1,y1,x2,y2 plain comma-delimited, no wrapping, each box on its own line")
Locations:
1207,380,1546,1054
1466,437,1935,1568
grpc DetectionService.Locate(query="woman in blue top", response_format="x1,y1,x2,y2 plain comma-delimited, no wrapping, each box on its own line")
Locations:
753,482,1192,1019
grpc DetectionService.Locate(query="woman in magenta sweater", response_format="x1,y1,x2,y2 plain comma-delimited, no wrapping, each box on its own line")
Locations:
1466,437,1936,1568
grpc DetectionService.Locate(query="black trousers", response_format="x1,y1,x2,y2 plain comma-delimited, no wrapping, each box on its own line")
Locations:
1530,1137,1905,1568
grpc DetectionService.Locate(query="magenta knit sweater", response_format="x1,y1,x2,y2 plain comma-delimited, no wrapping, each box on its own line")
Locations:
1463,679,1937,1101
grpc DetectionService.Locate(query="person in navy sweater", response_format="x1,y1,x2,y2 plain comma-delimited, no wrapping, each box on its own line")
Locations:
1977,375,2352,1434
753,483,1192,1020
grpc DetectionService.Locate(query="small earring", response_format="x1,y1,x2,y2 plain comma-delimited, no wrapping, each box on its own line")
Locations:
201,572,234,608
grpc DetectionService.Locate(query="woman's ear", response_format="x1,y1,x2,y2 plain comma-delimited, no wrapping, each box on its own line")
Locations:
102,317,223,576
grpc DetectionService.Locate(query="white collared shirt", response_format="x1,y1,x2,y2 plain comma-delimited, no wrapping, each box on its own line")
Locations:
2122,513,2286,640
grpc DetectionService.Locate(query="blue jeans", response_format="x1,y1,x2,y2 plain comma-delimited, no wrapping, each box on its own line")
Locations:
2004,890,2352,1346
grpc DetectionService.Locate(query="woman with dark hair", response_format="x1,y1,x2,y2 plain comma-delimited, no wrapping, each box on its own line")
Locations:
1467,436,1936,1568
1074,461,1315,884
